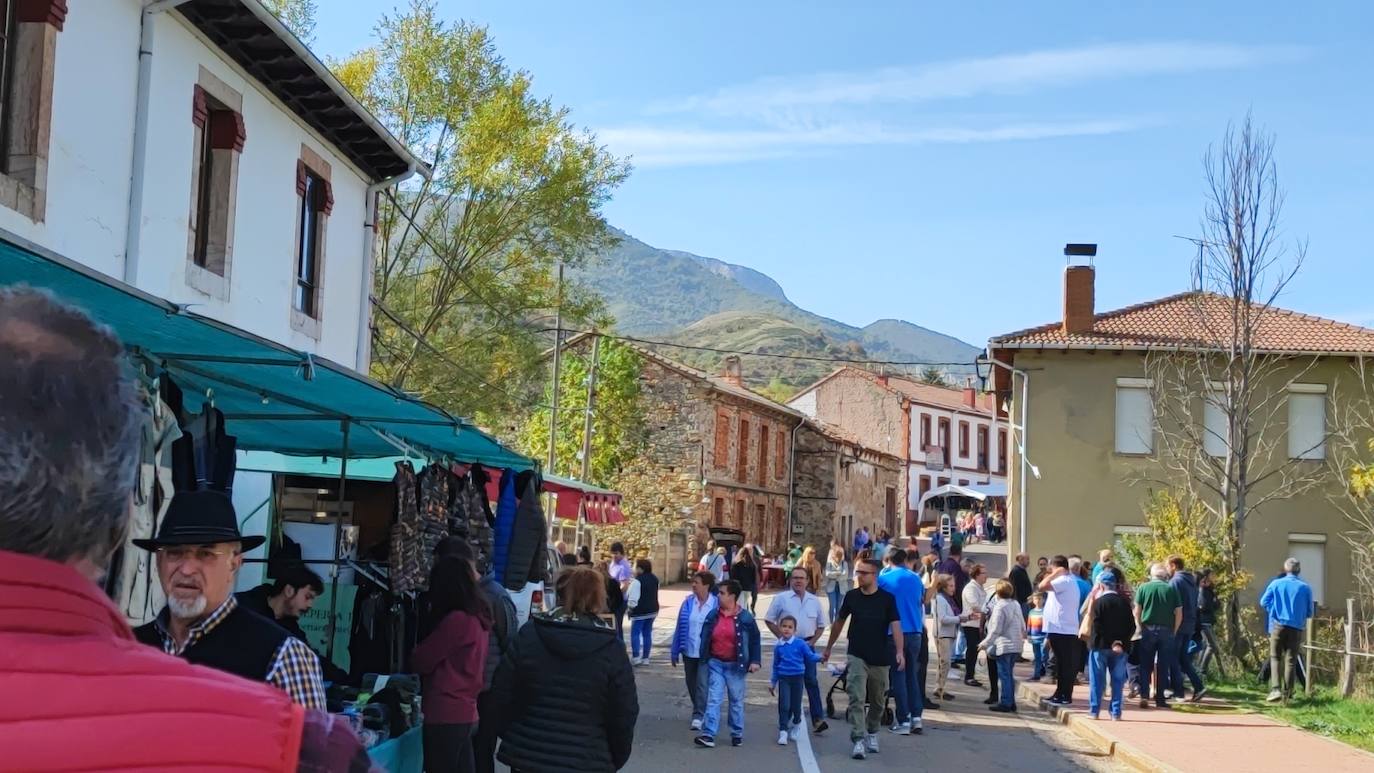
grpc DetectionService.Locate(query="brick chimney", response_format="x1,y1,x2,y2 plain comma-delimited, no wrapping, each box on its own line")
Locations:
1063,264,1096,335
962,386,976,408
720,355,744,387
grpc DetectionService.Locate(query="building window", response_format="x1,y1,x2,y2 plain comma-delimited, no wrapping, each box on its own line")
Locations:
1288,384,1326,460
1203,385,1227,458
937,418,950,467
997,429,1008,473
0,0,65,222
1287,533,1325,607
1114,378,1154,454
919,475,932,499
758,425,769,485
937,476,950,487
291,146,333,337
958,478,970,486
774,505,785,548
713,497,724,525
713,410,730,470
920,415,931,449
885,487,897,529
185,71,245,299
775,428,786,480
734,498,745,529
958,421,970,457
737,418,751,482
976,426,989,471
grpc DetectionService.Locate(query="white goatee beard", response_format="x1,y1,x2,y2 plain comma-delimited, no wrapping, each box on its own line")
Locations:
168,594,208,620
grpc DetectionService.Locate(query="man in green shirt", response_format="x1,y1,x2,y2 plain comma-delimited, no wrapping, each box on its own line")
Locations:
1132,563,1182,708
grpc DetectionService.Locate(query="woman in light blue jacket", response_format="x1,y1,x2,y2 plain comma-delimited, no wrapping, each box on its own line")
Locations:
823,545,850,623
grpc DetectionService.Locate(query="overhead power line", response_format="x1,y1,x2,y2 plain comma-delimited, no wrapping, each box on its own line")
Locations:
551,329,979,368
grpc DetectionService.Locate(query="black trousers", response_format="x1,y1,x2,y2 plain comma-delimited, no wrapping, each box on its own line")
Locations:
424,722,476,773
962,626,984,682
473,693,497,773
1048,633,1080,702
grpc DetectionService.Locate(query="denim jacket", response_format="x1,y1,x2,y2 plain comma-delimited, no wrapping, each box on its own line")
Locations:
698,606,762,672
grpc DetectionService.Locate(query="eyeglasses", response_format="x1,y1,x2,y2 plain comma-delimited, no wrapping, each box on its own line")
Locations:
854,569,876,576
156,546,238,565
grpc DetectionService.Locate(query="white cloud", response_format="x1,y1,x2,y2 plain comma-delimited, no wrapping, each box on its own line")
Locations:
602,119,1144,168
649,41,1305,117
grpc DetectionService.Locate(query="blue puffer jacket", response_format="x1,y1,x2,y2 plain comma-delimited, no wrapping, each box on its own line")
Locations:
670,592,717,665
698,607,762,672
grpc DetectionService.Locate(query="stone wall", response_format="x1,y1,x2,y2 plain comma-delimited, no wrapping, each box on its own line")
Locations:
793,423,904,554
802,371,911,530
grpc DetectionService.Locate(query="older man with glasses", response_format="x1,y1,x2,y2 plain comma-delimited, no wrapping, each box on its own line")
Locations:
765,566,830,734
133,490,327,709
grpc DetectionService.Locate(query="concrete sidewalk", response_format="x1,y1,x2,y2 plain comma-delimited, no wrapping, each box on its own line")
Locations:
1014,661,1374,772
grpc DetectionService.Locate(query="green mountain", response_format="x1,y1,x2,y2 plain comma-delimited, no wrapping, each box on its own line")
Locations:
570,228,980,389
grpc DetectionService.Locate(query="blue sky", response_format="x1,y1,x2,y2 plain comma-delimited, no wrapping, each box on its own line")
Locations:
314,1,1373,347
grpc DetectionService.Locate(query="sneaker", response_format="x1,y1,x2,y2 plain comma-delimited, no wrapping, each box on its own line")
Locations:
1156,702,1170,709
865,733,879,753
1265,690,1284,703
965,679,984,688
989,705,1015,713
911,717,923,734
1110,715,1122,721
1088,712,1100,720
983,697,998,705
731,737,743,748
790,722,802,740
694,735,715,748
811,719,828,735
889,721,911,736
1163,689,1174,699
690,718,703,732
1191,687,1209,703
1138,698,1150,709
924,698,941,710
777,731,789,746
851,740,867,760
1048,697,1071,706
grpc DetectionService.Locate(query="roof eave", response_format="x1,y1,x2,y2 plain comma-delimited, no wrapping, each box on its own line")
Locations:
990,341,1374,358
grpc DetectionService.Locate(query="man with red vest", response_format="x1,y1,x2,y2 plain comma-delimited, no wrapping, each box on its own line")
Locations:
0,288,374,772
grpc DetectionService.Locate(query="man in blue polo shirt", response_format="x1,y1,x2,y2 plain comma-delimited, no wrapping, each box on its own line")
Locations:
1260,557,1314,702
879,547,930,735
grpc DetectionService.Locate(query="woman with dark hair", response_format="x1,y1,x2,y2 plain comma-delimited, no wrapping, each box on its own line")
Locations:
577,545,593,566
488,566,639,772
626,558,661,665
732,546,759,614
414,557,493,773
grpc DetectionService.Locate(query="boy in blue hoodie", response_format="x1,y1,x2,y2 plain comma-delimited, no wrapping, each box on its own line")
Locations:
769,615,823,746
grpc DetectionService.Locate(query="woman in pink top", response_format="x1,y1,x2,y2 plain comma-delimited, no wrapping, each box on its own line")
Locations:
414,556,492,773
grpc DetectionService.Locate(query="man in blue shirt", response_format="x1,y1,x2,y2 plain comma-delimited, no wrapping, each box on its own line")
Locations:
1259,557,1315,702
879,548,932,735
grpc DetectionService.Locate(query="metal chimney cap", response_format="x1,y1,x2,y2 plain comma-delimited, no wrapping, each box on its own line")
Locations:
1064,243,1098,257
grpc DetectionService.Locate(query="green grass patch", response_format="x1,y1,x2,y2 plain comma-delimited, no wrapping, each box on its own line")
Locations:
1198,677,1374,754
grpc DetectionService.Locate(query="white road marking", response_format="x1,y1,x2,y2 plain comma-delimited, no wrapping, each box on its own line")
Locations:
794,719,823,773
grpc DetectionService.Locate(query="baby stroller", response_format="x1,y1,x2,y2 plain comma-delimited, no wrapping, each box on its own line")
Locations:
824,663,895,724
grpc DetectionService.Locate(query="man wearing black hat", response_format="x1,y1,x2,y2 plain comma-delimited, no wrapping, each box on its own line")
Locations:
133,490,327,709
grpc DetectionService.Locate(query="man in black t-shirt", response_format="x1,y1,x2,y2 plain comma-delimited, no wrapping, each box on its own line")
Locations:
823,558,904,761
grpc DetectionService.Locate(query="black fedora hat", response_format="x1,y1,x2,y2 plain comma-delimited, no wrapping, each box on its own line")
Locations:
133,490,266,552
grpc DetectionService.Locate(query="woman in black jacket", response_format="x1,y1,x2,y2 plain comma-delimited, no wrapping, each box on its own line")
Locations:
488,566,638,772
731,546,759,614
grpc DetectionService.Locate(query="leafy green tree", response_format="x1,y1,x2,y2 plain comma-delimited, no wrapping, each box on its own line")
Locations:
260,0,317,43
918,366,948,386
757,377,796,403
336,1,629,424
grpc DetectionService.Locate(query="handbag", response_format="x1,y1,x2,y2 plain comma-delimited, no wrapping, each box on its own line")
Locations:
1077,591,1096,642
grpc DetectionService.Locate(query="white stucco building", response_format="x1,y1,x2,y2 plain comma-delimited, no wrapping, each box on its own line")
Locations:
0,0,421,369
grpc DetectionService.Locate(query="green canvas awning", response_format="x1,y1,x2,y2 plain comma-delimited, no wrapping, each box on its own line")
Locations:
0,232,533,469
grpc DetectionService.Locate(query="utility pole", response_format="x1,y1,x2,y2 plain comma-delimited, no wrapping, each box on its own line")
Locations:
546,262,564,542
575,334,602,551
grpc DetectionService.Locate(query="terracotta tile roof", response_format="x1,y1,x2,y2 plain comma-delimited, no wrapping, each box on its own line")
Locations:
794,367,997,415
990,291,1374,354
804,418,903,462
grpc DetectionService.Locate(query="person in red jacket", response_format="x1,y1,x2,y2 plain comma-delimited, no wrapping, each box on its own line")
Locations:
414,556,493,773
0,288,374,772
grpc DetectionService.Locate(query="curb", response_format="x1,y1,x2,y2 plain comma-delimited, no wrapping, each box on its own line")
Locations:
1015,683,1182,773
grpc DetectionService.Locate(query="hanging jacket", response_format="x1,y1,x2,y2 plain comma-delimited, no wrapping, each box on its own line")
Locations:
0,549,306,772
502,472,549,592
488,612,638,772
492,470,519,584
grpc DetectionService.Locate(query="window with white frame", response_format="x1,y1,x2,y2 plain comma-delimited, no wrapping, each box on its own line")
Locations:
1287,533,1325,607
1114,378,1154,454
1287,384,1326,460
1112,524,1149,554
1203,382,1228,458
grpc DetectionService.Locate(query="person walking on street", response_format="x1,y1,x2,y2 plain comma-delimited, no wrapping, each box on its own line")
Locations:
1038,555,1082,706
695,580,762,749
700,542,727,580
1133,563,1182,709
670,570,719,731
1027,592,1047,681
626,559,660,666
878,548,931,735
823,558,904,761
732,546,760,614
800,546,825,594
932,573,975,701
608,543,634,642
961,563,989,688
1086,570,1135,721
979,580,1026,713
1260,558,1314,702
414,557,492,773
769,615,823,746
765,567,831,734
1167,555,1206,702
824,545,851,624
1009,553,1034,618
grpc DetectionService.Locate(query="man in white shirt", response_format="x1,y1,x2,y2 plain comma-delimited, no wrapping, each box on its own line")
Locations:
765,567,829,733
1037,554,1082,705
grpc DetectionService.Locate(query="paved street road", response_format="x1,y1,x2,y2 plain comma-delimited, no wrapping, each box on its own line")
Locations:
613,587,1115,773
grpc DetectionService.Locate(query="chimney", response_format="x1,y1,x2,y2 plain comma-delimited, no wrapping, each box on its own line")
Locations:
962,386,976,408
720,355,744,387
1062,243,1098,335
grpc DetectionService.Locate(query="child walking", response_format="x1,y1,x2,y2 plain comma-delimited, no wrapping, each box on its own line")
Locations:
769,615,823,746
1028,592,1047,680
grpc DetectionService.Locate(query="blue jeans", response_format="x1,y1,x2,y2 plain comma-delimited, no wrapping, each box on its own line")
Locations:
1030,638,1046,679
995,652,1017,708
1136,625,1177,704
777,674,803,730
703,659,747,740
803,656,825,722
954,628,967,662
1172,631,1203,695
887,632,925,722
1088,648,1128,718
630,616,655,659
827,587,843,623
